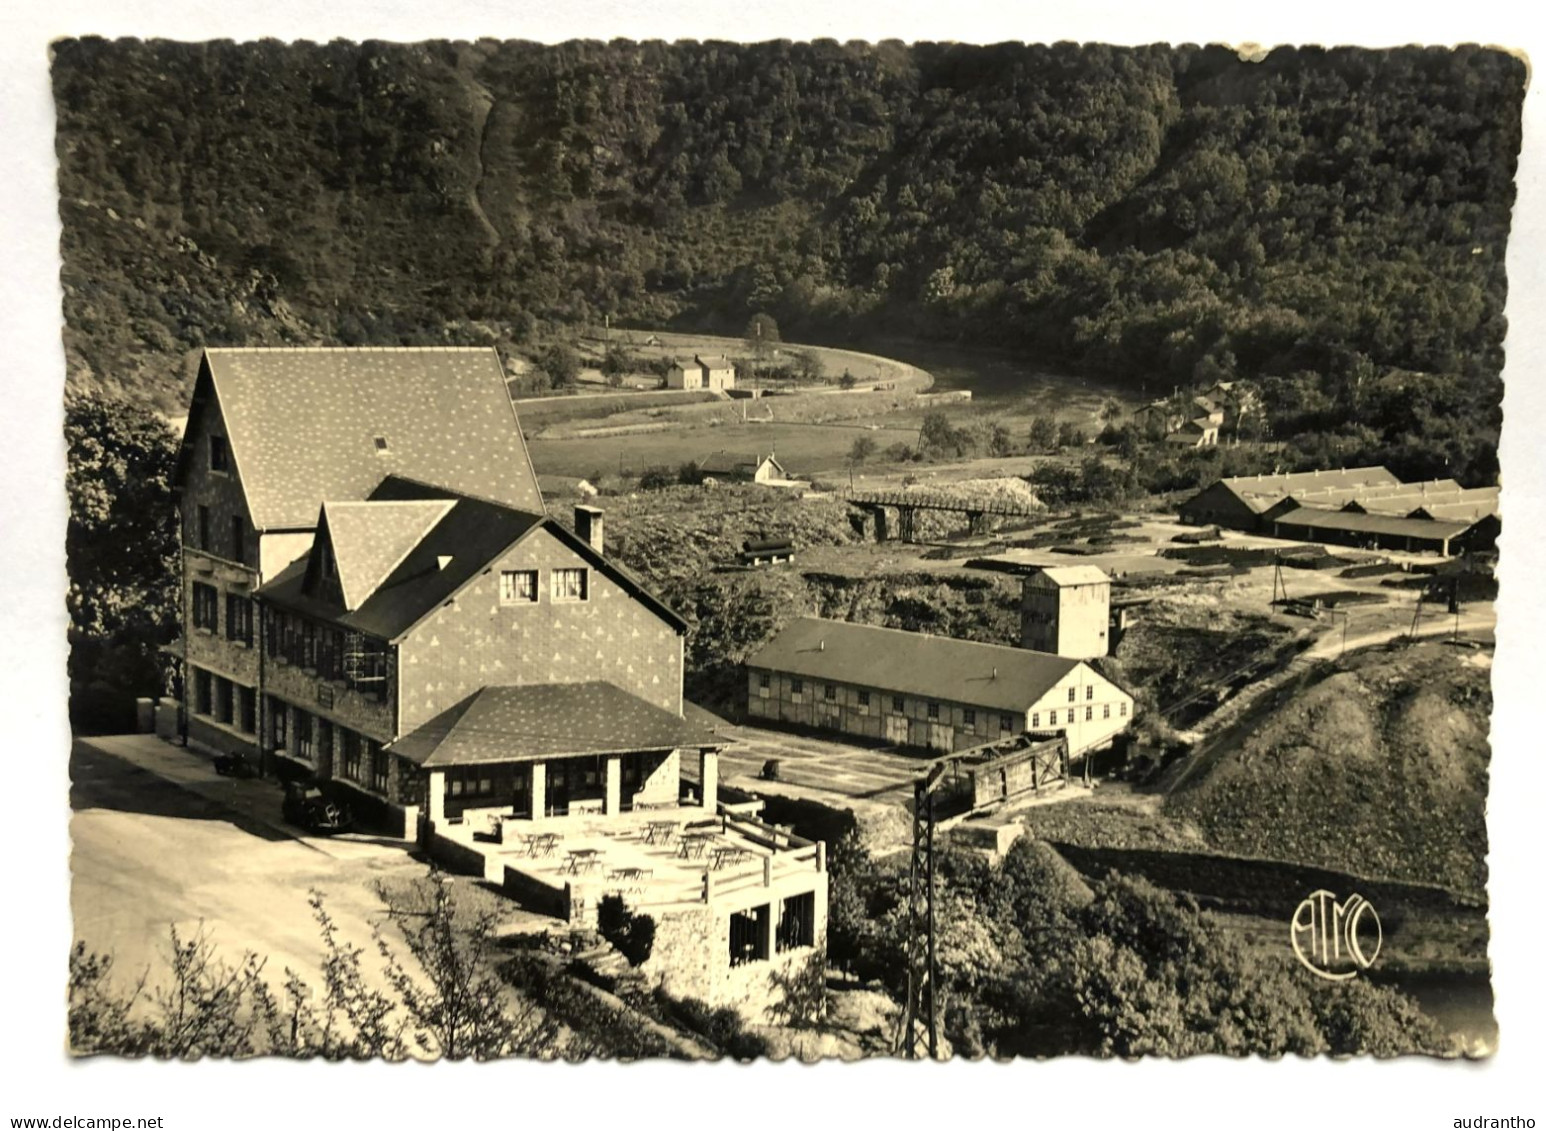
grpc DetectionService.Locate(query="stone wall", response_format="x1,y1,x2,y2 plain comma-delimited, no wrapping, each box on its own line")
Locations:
642,870,829,1022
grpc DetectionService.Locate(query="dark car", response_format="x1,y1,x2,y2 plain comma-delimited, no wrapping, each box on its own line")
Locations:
281,781,354,835
213,751,256,778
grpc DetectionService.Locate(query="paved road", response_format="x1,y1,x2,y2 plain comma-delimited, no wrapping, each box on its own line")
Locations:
70,737,426,993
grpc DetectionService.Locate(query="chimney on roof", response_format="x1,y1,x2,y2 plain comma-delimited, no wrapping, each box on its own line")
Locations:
575,504,604,555
992,667,998,679
819,640,825,652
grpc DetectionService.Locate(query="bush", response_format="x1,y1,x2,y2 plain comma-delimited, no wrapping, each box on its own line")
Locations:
637,466,675,491
651,990,769,1060
597,895,656,967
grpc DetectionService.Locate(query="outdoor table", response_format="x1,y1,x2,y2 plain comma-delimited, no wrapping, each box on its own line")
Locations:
563,848,603,875
711,846,751,871
526,832,561,858
645,820,680,845
677,832,715,859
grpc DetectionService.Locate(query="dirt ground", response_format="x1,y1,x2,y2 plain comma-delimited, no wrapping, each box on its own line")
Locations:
70,737,451,998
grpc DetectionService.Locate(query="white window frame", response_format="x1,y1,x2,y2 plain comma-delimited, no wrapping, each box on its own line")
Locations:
500,569,539,605
551,567,589,602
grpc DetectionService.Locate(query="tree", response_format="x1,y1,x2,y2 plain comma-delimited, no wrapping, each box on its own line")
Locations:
535,343,581,387
1027,416,1058,451
792,349,825,383
66,391,180,731
744,313,780,360
600,344,635,385
919,411,962,457
848,435,878,465
838,369,857,390
374,874,550,1060
1056,421,1086,449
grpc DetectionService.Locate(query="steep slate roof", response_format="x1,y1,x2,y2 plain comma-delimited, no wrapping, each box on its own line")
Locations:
322,499,454,610
261,489,544,640
1271,506,1471,541
260,476,686,641
1031,565,1111,587
390,682,716,767
186,347,543,529
746,617,1084,714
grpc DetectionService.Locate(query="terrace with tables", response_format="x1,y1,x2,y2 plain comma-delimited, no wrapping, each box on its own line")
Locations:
432,804,827,926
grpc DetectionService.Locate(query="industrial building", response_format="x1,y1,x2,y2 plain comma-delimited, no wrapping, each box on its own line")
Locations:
1178,467,1498,555
745,617,1133,757
1020,565,1112,659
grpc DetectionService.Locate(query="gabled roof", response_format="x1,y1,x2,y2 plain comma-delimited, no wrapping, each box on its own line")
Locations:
177,347,544,530
1271,506,1471,541
261,484,544,640
696,354,734,370
259,476,687,641
746,617,1087,714
1030,565,1111,587
698,451,777,475
321,499,455,610
389,682,717,767
1216,467,1401,511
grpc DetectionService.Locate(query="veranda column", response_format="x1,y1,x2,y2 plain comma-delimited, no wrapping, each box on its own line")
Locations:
605,755,622,815
699,749,719,813
427,770,446,826
530,762,547,824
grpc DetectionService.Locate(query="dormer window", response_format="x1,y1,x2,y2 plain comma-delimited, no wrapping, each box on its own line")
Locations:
209,435,229,474
374,436,390,453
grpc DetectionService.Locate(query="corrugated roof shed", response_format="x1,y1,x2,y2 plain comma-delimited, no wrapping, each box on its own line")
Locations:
187,347,544,530
390,681,715,767
747,617,1081,713
1222,467,1400,510
1271,506,1471,541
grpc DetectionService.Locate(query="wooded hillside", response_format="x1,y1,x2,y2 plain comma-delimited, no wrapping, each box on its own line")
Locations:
54,39,1523,414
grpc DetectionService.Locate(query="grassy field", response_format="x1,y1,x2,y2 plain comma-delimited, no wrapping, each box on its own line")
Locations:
521,332,1141,480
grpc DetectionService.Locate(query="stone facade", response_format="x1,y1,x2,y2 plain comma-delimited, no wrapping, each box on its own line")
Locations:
643,869,829,1022
397,527,683,732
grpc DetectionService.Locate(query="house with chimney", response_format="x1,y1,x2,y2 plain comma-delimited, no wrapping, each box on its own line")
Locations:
170,346,826,1017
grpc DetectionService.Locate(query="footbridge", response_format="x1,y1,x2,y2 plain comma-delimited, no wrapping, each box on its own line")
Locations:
846,489,1043,542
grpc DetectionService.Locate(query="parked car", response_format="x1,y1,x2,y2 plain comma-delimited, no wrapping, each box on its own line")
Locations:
213,751,256,778
281,781,354,835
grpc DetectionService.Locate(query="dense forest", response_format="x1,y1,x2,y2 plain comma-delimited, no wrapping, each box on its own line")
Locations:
54,38,1523,419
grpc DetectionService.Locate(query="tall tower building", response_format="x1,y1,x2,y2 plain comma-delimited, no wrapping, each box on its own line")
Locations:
1021,565,1112,659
